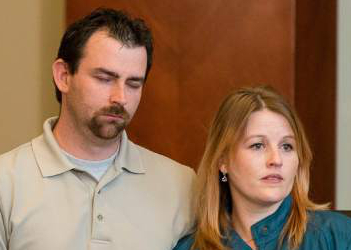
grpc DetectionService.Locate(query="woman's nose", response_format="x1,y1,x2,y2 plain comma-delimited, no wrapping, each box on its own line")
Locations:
267,147,283,168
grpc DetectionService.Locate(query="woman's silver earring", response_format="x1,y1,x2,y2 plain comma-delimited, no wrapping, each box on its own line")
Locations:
221,173,228,182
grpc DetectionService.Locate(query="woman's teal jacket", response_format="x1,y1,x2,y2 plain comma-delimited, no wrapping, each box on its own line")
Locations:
173,196,351,250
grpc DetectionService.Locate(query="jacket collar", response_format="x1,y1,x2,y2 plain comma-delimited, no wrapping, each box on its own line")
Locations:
250,195,292,245
33,117,145,177
227,195,292,247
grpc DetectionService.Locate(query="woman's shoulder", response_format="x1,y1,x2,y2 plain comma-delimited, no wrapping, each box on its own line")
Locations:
307,210,351,243
173,234,195,250
309,210,351,228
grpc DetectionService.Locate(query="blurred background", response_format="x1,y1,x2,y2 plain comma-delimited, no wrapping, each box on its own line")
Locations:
0,0,349,209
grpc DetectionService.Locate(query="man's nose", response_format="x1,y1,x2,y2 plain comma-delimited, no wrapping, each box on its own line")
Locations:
110,83,127,106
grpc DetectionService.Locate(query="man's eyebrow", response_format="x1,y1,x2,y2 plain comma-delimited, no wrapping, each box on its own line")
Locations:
92,68,119,78
92,68,145,83
128,76,145,83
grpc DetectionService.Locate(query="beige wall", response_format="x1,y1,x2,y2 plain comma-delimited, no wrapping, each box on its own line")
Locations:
0,1,65,153
336,0,351,209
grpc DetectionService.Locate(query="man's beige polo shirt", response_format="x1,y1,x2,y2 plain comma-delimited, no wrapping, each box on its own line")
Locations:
0,118,196,250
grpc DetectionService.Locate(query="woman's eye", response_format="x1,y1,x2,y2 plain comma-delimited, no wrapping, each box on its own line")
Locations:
282,143,293,151
249,143,264,150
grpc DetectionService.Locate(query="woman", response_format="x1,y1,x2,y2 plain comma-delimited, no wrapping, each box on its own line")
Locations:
174,86,351,250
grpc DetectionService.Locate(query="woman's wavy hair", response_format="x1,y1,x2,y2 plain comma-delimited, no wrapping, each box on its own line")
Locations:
192,85,328,250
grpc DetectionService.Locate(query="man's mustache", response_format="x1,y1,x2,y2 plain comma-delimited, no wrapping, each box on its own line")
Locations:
98,105,130,120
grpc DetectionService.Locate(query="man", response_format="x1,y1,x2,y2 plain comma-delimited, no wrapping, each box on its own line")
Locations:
0,8,195,250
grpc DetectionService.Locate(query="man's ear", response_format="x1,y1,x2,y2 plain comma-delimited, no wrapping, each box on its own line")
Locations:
52,59,70,94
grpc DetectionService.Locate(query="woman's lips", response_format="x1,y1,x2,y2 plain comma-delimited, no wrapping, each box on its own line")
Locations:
260,174,283,183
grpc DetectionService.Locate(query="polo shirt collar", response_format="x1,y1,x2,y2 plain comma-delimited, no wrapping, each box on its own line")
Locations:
114,130,145,174
33,117,146,177
33,117,76,177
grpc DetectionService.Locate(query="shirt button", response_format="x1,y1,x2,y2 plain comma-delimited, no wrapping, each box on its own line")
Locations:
97,214,104,221
261,226,268,234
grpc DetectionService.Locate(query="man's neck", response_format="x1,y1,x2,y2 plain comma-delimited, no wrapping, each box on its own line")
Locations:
53,117,121,161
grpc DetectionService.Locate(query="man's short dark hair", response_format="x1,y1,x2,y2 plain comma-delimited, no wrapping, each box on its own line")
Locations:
55,8,153,103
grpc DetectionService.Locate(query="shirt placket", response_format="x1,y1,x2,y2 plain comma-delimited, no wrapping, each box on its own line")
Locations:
73,170,113,249
90,166,123,249
91,187,111,248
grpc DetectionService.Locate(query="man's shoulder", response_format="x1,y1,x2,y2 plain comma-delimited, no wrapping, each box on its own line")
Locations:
132,142,195,175
0,141,33,166
0,135,44,174
0,140,38,194
133,142,179,164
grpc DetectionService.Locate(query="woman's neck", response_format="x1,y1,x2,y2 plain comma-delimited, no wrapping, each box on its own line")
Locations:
231,199,283,248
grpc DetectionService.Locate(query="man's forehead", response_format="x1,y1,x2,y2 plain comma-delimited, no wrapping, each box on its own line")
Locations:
82,30,146,58
83,30,123,53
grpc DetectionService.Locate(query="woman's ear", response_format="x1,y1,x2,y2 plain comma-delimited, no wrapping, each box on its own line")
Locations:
52,59,70,94
218,157,228,174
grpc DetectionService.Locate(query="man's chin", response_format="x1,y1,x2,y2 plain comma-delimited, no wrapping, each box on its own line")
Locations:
90,123,125,140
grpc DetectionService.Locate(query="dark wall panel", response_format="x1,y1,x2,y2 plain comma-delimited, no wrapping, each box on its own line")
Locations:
67,0,295,167
295,0,336,206
66,0,336,205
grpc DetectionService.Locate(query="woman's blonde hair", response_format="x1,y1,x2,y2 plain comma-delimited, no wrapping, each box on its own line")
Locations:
192,86,328,250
